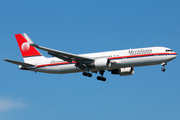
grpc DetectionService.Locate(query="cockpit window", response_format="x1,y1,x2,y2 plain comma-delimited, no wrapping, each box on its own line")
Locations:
166,49,173,52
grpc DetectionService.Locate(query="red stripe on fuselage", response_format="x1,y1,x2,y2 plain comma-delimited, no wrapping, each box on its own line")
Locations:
35,52,177,68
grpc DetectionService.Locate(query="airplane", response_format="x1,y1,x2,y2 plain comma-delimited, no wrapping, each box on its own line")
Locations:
3,33,177,81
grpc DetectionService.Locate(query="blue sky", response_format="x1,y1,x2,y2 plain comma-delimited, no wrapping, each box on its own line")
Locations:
0,0,180,120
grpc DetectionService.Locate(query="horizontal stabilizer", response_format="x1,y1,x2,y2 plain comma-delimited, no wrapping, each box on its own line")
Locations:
3,59,35,67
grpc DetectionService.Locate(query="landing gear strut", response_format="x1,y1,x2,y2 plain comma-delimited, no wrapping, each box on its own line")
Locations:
83,72,92,77
97,70,106,81
161,62,167,72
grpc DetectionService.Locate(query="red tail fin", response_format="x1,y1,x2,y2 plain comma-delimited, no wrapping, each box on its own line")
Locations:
15,34,42,57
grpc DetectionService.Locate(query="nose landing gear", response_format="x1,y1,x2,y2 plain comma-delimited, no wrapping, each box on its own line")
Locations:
161,62,167,72
161,68,165,72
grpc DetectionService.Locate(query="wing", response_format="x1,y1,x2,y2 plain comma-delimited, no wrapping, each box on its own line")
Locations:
23,33,94,63
3,59,35,67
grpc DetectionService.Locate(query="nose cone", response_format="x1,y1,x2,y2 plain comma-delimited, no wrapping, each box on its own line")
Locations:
175,53,177,57
172,52,177,59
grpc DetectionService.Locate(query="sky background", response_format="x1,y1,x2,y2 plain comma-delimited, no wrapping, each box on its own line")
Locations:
0,0,180,120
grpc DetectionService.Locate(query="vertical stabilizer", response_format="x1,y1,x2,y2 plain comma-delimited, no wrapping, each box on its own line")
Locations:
15,34,46,64
15,34,42,57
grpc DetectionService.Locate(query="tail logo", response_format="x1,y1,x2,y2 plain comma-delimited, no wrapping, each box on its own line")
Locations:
15,34,42,57
21,42,30,52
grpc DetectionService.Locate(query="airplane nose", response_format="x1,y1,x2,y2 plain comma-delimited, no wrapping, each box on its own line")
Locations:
173,52,177,59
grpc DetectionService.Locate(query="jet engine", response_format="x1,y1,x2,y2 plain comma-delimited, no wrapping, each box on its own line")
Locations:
111,67,134,76
91,58,111,69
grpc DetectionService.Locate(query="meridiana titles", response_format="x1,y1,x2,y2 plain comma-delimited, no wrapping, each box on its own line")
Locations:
129,49,152,55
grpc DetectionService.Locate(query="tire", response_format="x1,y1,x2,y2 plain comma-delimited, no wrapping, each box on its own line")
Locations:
161,68,165,72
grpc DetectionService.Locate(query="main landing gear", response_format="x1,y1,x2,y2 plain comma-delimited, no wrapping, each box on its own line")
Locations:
161,62,167,72
83,71,106,81
97,70,106,81
83,72,92,77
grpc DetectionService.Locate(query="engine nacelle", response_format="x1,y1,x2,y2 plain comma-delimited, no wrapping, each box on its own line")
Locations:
92,58,111,69
111,67,134,76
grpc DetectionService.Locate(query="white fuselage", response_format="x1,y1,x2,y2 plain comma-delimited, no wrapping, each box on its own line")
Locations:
22,47,177,74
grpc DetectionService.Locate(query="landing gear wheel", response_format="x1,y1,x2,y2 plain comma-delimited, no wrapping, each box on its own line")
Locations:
83,72,92,77
96,70,106,81
87,73,92,77
97,76,106,81
161,68,165,72
83,72,86,76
